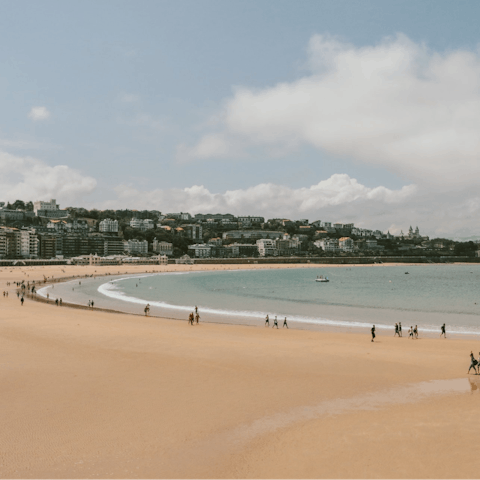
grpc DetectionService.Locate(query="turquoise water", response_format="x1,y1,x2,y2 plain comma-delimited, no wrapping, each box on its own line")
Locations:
96,265,480,335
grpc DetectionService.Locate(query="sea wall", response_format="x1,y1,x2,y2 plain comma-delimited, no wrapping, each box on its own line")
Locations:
189,256,480,265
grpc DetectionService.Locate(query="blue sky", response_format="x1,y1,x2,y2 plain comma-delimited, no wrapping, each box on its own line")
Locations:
1,0,480,237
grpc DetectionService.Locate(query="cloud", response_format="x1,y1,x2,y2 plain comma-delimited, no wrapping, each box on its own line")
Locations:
182,34,480,186
109,173,415,218
0,150,97,204
28,106,51,121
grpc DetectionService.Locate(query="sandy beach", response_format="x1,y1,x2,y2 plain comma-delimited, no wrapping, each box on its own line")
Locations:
1,263,480,478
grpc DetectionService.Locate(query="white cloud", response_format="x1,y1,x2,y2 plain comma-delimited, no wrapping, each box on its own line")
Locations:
28,106,51,121
182,34,480,186
109,173,415,218
0,150,97,204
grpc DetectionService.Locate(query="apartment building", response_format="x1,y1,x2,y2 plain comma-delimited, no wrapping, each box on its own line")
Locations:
152,238,174,256
124,239,148,254
130,218,154,231
314,238,339,253
339,237,354,252
256,239,277,257
187,244,211,258
182,224,203,240
99,218,119,233
104,238,125,256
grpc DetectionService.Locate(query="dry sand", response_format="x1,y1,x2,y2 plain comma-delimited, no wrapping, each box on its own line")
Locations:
1,263,480,478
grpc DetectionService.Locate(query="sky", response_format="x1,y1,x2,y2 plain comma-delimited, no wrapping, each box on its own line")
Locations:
1,0,480,238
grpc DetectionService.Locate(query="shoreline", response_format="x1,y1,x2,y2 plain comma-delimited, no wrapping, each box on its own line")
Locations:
30,262,480,340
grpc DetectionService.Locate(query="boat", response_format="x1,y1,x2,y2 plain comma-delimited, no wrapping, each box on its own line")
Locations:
316,275,329,282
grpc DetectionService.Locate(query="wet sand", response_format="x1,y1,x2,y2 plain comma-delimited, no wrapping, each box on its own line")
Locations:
1,264,480,478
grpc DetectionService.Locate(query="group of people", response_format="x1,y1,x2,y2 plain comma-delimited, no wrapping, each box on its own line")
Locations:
188,305,200,325
87,300,95,308
265,315,288,329
55,298,63,306
371,323,448,342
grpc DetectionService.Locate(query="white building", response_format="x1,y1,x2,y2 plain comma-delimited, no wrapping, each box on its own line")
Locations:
34,199,67,218
187,244,212,258
339,237,354,252
130,218,154,231
256,239,277,257
315,239,339,253
124,239,148,254
34,199,58,215
152,238,173,256
99,218,119,233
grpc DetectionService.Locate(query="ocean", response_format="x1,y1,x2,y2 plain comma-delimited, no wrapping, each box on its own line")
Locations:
41,264,480,336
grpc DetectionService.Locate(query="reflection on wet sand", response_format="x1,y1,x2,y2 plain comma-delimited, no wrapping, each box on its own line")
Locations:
468,376,480,393
174,378,478,475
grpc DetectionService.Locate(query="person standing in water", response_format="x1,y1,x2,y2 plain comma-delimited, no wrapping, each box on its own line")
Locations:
283,317,288,329
440,323,446,338
273,316,278,329
371,325,375,342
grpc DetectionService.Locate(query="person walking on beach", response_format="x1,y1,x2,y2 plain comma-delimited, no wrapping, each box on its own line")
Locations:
189,312,194,325
195,312,200,324
394,323,400,337
265,315,269,327
414,325,418,339
440,323,446,338
408,326,414,339
20,296,24,306
468,351,478,374
371,325,375,342
273,316,278,329
398,322,402,337
283,317,288,328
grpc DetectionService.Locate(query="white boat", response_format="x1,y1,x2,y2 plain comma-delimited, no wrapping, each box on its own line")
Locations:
316,275,329,282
